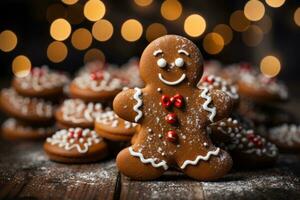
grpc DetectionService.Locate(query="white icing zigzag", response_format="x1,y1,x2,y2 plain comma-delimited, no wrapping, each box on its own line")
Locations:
180,148,220,169
129,147,168,170
199,86,216,122
133,87,143,122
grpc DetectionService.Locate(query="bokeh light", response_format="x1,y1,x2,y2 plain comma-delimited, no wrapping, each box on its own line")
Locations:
244,0,265,21
50,18,72,41
242,25,264,47
47,41,68,63
256,15,272,34
71,28,93,50
294,7,300,27
121,19,143,42
84,0,106,22
203,32,224,55
66,3,84,25
134,0,153,7
46,4,66,23
146,23,167,42
260,55,281,77
62,0,79,5
92,19,114,42
213,24,233,45
84,48,105,63
0,30,18,52
230,10,250,32
265,0,286,8
184,14,206,37
12,55,31,77
160,0,182,21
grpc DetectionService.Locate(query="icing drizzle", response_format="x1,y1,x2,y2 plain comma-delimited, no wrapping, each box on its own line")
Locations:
133,87,143,122
96,110,137,129
199,86,216,122
129,147,168,170
180,148,220,169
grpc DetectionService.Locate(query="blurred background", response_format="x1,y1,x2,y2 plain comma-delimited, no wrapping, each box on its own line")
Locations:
0,0,299,81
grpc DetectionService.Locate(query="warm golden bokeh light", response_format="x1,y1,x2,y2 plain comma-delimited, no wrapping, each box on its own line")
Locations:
134,0,153,7
62,0,79,5
160,0,182,21
46,4,66,23
244,0,265,21
121,19,143,42
184,14,206,37
50,18,72,41
0,30,18,52
47,41,68,63
146,23,167,42
84,0,106,22
260,55,281,77
294,7,300,27
242,25,264,47
92,19,114,42
84,48,105,63
66,3,84,25
12,55,31,78
71,28,93,50
256,15,272,34
265,0,286,8
213,24,233,45
203,33,224,55
230,10,250,32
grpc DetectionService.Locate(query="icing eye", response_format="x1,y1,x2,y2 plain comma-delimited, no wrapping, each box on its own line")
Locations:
175,57,184,67
157,58,167,68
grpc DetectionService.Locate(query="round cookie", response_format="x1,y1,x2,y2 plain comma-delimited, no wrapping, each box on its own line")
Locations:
76,61,106,76
12,66,69,99
44,128,108,163
113,35,234,181
95,110,138,141
69,70,125,102
203,60,222,77
55,99,109,129
2,118,56,140
208,117,278,168
268,124,300,152
0,88,55,124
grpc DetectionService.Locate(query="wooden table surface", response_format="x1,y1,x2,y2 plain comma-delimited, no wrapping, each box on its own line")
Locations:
0,85,300,200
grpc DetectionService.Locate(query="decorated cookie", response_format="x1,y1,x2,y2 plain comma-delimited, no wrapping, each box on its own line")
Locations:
95,110,138,141
208,117,278,168
12,66,69,99
69,70,125,102
203,60,222,77
198,75,239,107
76,61,106,76
268,124,300,152
44,128,108,163
2,118,56,140
55,99,109,129
0,88,55,124
113,35,234,181
118,58,144,88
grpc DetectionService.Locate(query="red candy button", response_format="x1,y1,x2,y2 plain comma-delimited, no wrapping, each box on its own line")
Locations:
170,94,184,108
161,95,172,108
166,130,178,143
165,113,177,124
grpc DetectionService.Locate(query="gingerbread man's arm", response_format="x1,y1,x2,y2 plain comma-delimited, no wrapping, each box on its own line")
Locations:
113,87,143,123
210,89,234,122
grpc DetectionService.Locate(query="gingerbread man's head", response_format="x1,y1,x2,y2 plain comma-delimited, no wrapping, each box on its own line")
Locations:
139,35,203,88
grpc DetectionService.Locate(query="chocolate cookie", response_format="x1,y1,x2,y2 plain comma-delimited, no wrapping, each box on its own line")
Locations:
12,66,69,99
44,128,108,163
0,88,55,124
2,118,56,140
95,110,138,141
55,99,109,129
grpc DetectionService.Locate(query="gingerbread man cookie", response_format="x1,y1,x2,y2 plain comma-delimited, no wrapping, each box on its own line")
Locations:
113,35,234,181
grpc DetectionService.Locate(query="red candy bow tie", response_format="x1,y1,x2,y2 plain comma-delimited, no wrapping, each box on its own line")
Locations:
161,94,184,109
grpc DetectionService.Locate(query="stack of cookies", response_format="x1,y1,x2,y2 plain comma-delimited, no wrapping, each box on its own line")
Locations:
0,66,69,140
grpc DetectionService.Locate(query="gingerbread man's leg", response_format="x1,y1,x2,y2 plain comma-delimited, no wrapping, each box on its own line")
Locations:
176,148,232,181
116,146,166,180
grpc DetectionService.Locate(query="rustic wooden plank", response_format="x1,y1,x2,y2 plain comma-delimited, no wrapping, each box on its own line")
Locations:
0,140,119,200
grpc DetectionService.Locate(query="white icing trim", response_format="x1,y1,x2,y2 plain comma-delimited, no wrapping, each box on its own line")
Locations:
180,148,220,169
199,86,216,122
129,147,168,170
133,87,143,122
178,49,189,56
158,73,186,86
153,49,163,56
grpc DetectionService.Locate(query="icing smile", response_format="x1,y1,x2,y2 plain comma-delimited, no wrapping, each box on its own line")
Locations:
158,73,186,86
